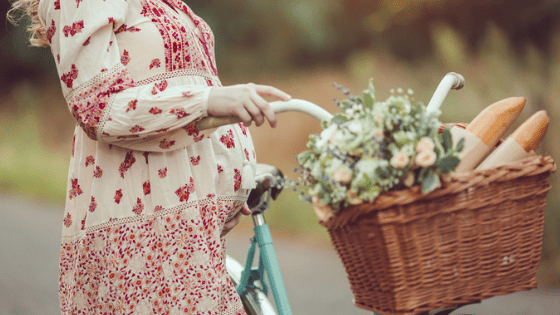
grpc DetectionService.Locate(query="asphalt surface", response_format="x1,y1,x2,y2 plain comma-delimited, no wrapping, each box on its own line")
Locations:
1,192,559,315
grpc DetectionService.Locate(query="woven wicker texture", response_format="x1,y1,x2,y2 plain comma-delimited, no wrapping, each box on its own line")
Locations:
315,153,556,315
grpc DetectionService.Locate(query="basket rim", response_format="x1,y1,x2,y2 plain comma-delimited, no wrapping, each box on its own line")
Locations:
316,154,556,229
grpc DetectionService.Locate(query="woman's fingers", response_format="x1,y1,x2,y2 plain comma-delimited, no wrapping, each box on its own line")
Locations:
240,202,251,215
250,93,277,128
234,106,253,126
243,101,265,127
207,83,290,128
220,203,251,238
221,211,242,237
253,84,292,101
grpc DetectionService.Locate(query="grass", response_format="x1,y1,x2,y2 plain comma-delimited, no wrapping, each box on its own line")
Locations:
0,82,70,204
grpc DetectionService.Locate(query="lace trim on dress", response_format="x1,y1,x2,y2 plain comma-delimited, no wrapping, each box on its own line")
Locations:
61,195,247,243
135,69,221,87
65,63,135,140
65,63,128,101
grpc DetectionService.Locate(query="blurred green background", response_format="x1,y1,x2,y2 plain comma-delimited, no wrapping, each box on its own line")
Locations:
2,0,559,286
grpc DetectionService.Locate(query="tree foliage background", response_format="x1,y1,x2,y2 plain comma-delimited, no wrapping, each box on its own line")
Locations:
2,0,560,286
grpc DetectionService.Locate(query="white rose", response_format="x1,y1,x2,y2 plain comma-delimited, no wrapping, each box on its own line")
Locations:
328,130,338,143
347,190,363,205
415,137,435,153
404,172,415,187
415,150,437,167
346,120,362,133
349,197,363,205
390,152,410,168
316,124,337,148
333,167,352,184
311,195,320,204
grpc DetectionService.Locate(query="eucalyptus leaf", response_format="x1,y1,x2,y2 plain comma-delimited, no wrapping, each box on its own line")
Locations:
417,167,428,182
421,170,441,194
435,155,461,173
331,113,349,124
368,78,375,96
363,92,374,109
456,137,465,152
352,173,371,190
442,126,453,151
375,167,389,179
297,150,314,165
434,140,444,156
359,187,381,202
341,99,354,110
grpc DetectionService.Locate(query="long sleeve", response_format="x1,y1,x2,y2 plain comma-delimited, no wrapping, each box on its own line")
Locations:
39,0,216,152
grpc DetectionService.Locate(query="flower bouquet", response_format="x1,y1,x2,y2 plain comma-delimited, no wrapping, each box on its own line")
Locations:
289,79,555,315
293,80,464,219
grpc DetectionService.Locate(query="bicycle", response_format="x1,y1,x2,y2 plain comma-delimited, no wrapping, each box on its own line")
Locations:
195,73,482,315
225,162,479,315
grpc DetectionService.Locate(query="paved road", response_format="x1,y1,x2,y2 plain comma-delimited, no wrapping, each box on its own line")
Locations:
1,192,559,315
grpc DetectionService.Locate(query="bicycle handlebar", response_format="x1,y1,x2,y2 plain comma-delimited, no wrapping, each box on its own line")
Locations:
195,99,333,131
425,72,465,115
195,72,464,131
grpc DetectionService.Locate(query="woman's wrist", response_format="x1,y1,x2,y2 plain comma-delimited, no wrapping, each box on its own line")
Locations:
200,86,214,117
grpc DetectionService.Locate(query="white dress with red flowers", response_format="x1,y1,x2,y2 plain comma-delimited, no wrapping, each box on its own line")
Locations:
38,0,253,314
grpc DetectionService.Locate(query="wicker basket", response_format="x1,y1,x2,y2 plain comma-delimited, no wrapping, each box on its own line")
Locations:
314,147,556,315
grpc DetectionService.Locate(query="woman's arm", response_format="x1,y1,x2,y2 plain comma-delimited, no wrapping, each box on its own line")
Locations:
40,0,215,151
42,0,290,152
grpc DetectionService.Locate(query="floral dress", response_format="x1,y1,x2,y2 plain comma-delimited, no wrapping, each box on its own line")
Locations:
38,0,255,313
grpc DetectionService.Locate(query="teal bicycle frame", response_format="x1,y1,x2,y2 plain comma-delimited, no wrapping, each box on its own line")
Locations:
235,189,293,315
234,190,383,315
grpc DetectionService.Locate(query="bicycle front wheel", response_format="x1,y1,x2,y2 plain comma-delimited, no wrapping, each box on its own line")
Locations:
226,255,277,315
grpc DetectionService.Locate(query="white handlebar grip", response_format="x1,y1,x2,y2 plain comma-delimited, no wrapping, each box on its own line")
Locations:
425,72,465,115
269,99,333,121
194,99,333,130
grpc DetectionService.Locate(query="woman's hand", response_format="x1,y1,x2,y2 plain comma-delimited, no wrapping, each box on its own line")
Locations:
207,83,291,128
221,203,252,237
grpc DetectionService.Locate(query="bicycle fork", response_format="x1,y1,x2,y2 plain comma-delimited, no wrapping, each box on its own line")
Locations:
236,212,293,315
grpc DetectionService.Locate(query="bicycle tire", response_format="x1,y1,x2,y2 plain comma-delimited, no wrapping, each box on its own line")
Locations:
226,255,278,315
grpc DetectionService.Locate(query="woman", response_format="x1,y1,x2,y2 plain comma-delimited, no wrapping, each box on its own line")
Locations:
8,0,291,313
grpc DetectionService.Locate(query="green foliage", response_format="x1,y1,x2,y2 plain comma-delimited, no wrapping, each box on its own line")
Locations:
434,155,461,174
421,169,440,194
